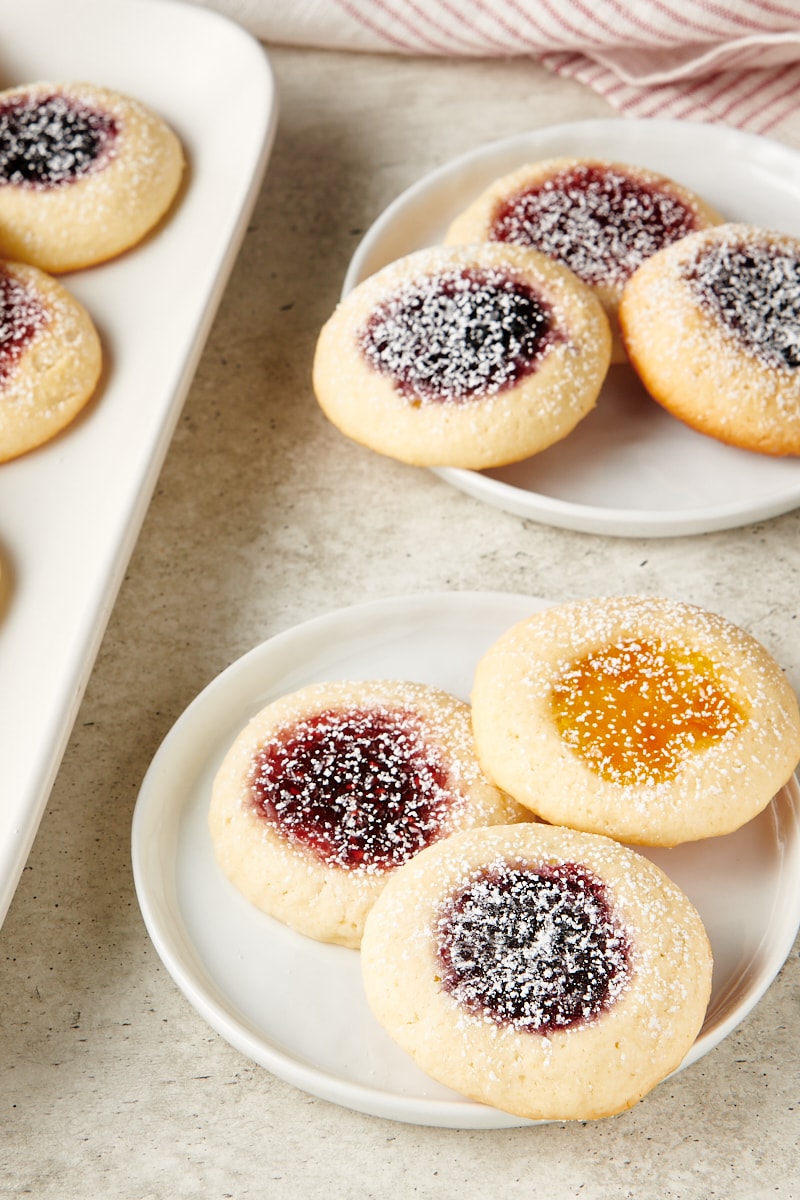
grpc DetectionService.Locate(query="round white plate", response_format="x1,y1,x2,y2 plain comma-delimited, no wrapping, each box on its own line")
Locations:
131,591,800,1128
343,119,800,538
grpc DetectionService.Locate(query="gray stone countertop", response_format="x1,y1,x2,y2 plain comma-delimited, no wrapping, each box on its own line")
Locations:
2,44,799,1200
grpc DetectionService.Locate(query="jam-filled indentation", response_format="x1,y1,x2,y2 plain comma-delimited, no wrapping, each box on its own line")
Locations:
0,267,47,381
248,705,454,871
0,92,118,189
359,266,559,403
683,239,800,370
435,861,630,1032
490,164,699,288
551,637,746,786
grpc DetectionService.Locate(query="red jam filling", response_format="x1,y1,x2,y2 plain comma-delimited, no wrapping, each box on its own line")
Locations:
435,861,630,1033
248,705,454,871
0,268,46,382
359,266,559,402
490,164,699,287
0,92,117,188
683,239,800,370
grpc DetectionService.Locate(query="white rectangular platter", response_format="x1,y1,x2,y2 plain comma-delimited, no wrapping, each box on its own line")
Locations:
0,0,278,926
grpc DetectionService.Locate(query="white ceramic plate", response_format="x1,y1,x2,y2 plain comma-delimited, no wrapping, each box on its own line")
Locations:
343,119,800,538
131,591,800,1128
0,0,278,927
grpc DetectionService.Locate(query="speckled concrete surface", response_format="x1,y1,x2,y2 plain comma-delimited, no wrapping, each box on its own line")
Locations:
2,42,800,1200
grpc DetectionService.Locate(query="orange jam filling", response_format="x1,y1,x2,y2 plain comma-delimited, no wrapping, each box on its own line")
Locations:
550,637,746,785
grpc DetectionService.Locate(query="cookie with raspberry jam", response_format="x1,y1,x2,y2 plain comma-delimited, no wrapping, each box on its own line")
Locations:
0,259,102,461
445,157,723,362
0,81,184,272
471,595,800,846
361,823,713,1121
208,679,528,947
312,242,611,469
620,223,800,456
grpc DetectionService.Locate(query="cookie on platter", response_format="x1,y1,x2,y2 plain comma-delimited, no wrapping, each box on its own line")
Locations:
361,823,713,1122
209,679,528,948
444,157,723,362
313,242,611,469
0,258,102,462
470,595,800,846
620,223,800,456
0,81,184,272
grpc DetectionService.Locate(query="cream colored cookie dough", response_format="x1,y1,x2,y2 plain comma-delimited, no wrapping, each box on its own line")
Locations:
0,81,184,272
313,242,611,469
361,823,713,1122
0,259,102,461
471,595,800,846
209,679,528,948
445,158,723,363
620,223,800,456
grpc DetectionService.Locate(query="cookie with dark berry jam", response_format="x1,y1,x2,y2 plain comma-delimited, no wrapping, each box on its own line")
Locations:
313,243,611,469
0,259,101,462
436,859,630,1034
621,223,800,456
445,158,723,362
0,81,184,272
209,679,528,947
361,824,713,1121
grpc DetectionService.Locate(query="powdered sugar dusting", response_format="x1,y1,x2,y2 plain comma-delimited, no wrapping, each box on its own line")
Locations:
491,163,701,288
0,91,118,189
0,266,47,382
435,858,630,1034
551,636,746,786
360,824,714,1117
683,235,800,371
358,265,559,403
502,595,797,820
248,703,464,873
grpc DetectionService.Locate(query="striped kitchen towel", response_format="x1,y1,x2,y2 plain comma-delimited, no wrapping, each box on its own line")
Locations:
188,0,800,135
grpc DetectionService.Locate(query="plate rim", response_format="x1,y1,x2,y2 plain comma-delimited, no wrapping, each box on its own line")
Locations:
0,0,279,929
131,589,800,1128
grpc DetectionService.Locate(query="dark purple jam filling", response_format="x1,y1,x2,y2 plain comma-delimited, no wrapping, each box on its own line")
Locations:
435,861,630,1033
248,705,454,871
359,267,558,403
684,239,800,370
0,93,117,188
0,268,46,382
490,164,699,287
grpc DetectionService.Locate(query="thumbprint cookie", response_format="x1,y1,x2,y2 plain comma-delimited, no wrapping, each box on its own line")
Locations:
470,595,800,847
312,243,611,469
0,81,184,272
0,259,102,461
444,158,723,362
208,679,528,948
361,823,713,1121
620,223,800,456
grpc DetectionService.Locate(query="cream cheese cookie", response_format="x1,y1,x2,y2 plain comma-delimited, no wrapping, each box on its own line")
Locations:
620,223,800,456
361,823,713,1122
209,679,528,948
313,242,611,469
444,158,723,362
470,595,800,846
0,258,102,461
0,81,184,272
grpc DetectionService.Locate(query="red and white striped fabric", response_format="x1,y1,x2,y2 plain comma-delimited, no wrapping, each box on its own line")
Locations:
190,0,800,135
